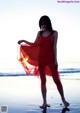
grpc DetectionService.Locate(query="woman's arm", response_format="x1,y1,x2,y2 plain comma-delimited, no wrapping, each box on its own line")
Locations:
18,31,40,45
52,31,58,68
34,31,41,43
18,40,33,45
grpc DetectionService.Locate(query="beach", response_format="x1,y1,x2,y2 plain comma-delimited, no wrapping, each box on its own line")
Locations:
0,75,80,113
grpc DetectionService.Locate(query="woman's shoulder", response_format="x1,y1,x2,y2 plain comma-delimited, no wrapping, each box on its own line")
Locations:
51,30,58,38
52,30,58,35
35,31,42,42
38,30,43,35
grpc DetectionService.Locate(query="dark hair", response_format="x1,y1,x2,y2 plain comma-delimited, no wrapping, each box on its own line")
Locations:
39,15,53,31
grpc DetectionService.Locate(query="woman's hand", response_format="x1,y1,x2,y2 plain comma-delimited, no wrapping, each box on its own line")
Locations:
18,40,31,45
18,40,24,44
54,60,58,70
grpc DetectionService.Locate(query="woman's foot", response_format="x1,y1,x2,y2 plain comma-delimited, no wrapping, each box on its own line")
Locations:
40,104,50,109
63,100,70,108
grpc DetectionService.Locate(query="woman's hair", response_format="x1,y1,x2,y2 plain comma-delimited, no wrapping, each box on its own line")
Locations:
39,15,53,31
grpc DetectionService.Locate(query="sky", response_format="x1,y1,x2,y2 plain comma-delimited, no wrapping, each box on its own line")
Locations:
0,0,80,69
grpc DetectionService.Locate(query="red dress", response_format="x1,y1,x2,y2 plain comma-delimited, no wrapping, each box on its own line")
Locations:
18,34,59,76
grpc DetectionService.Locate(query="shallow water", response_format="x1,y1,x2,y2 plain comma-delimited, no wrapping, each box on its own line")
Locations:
0,76,80,113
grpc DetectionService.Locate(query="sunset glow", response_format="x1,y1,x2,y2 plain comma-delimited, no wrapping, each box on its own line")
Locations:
0,0,80,69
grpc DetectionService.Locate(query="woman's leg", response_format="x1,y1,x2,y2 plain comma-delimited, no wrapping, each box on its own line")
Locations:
39,69,47,106
52,70,69,107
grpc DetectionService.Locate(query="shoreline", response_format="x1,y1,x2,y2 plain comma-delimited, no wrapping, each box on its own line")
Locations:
0,76,80,113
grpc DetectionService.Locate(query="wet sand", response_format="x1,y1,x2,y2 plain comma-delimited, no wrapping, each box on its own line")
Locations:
0,76,80,113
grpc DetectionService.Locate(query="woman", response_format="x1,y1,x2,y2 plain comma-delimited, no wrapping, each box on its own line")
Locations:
18,15,69,109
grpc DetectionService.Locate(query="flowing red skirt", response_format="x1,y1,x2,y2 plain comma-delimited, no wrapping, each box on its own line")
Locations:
18,37,59,76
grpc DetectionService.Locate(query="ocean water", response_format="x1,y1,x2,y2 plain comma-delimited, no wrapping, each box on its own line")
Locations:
0,63,80,80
